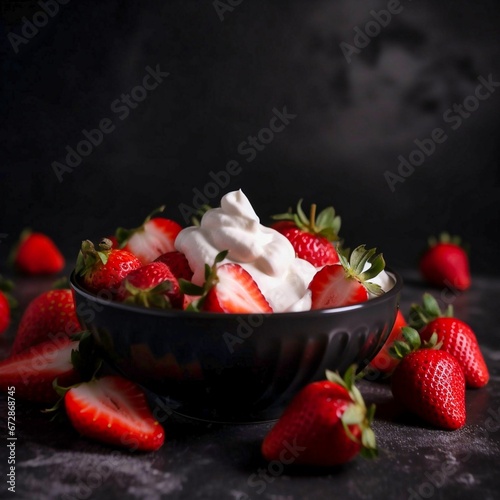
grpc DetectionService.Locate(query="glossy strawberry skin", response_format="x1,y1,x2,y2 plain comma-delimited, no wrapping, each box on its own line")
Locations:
273,223,339,267
154,251,193,281
203,264,273,314
83,250,142,294
0,338,80,403
12,289,81,355
369,310,407,375
262,381,361,466
64,375,165,452
419,243,470,291
0,292,10,334
309,264,369,309
420,318,489,388
391,349,466,430
116,261,183,309
14,232,65,275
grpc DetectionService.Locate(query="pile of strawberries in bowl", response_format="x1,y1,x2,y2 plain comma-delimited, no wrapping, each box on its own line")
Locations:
0,189,489,467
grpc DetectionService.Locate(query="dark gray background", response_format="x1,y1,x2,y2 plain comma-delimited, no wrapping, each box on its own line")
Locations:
1,0,499,276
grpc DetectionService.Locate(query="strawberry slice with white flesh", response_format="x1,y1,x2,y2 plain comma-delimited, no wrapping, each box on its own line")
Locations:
0,338,80,404
116,206,183,264
309,245,385,309
64,375,165,452
179,250,273,313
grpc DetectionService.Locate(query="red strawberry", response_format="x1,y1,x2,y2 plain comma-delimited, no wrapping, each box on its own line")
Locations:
64,375,165,452
154,251,193,281
272,200,341,267
11,230,65,275
419,233,470,291
309,245,385,309
391,327,466,430
116,261,183,309
180,251,273,313
368,310,407,375
116,207,182,264
12,288,81,354
0,337,80,403
0,276,16,335
262,366,377,466
76,239,142,294
409,293,489,388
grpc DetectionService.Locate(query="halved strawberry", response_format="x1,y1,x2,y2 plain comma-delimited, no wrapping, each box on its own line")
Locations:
0,338,80,403
272,200,341,267
64,375,165,452
116,207,183,264
154,251,193,281
180,251,273,313
11,230,65,275
76,239,142,294
116,261,183,309
309,245,385,309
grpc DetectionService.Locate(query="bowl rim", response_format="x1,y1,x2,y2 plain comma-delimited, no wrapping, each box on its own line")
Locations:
70,266,403,320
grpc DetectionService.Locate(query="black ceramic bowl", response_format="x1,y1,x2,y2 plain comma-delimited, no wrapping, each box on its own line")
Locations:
70,269,403,422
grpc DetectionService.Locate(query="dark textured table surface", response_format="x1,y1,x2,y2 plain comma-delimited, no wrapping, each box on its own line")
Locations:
1,270,499,500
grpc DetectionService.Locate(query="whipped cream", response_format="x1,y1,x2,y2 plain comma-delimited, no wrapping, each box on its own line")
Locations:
175,190,317,312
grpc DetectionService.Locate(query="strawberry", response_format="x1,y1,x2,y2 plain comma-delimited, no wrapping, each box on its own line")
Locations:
309,245,385,309
154,251,193,281
12,288,81,355
11,230,65,275
272,200,341,267
116,261,183,309
261,365,377,466
64,375,165,452
0,276,16,335
409,293,489,388
116,207,183,265
368,310,407,375
180,251,273,313
75,239,142,295
0,337,80,403
390,327,466,430
419,233,470,291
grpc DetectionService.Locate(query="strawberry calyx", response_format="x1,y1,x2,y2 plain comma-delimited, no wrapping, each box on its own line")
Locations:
115,206,166,248
389,327,441,360
122,280,173,309
7,228,31,268
75,239,113,277
272,200,341,242
179,250,228,311
427,232,466,250
326,365,377,458
338,245,385,297
408,293,453,331
0,275,17,309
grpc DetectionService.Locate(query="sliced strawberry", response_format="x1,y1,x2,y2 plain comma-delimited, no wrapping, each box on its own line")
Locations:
116,207,183,264
64,375,165,452
11,230,65,275
272,200,341,267
116,261,183,309
0,338,80,403
154,251,193,281
204,264,273,313
309,245,385,309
